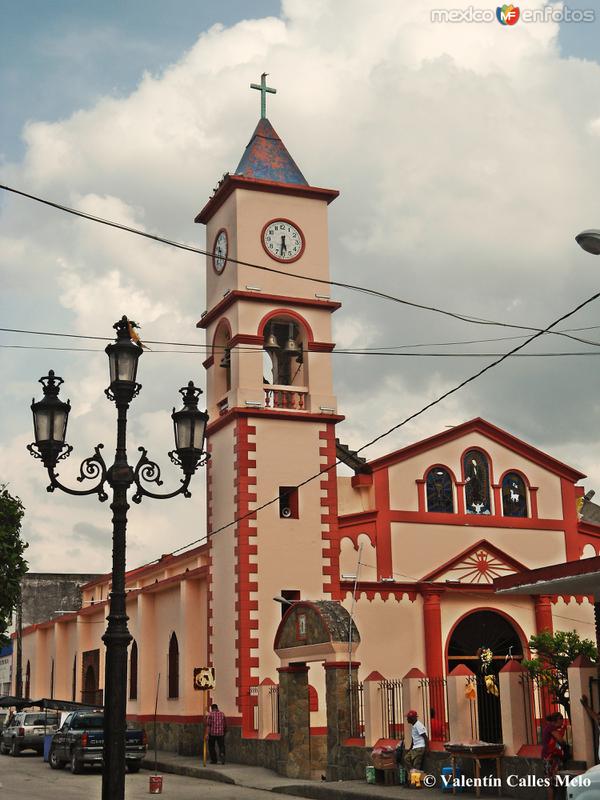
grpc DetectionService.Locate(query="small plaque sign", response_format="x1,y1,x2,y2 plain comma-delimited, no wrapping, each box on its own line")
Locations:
193,666,216,691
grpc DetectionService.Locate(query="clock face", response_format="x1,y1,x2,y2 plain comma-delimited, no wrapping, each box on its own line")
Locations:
262,219,305,263
213,229,228,274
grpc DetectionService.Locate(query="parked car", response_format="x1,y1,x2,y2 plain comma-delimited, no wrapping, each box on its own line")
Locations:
48,710,147,774
0,710,60,756
567,764,600,800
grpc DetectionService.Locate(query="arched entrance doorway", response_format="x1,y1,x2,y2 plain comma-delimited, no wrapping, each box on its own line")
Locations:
273,600,360,781
447,610,524,742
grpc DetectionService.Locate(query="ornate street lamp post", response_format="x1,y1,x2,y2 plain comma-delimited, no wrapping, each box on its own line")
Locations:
28,315,209,800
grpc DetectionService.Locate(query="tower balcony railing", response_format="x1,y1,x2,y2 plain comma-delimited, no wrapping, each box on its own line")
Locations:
264,385,308,411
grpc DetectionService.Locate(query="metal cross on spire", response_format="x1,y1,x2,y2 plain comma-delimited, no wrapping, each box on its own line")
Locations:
250,73,276,119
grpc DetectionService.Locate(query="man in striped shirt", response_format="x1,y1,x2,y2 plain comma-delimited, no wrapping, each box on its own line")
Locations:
206,703,227,765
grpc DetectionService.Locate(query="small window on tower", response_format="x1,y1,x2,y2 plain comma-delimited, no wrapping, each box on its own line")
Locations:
279,486,299,519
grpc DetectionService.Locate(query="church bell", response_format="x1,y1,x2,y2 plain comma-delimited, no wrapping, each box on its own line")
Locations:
264,331,280,352
220,349,231,369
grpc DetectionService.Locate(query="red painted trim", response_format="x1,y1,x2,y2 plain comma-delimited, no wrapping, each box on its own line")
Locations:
343,737,366,746
207,407,344,436
404,668,426,679
195,174,339,224
261,218,306,264
234,417,259,735
323,661,360,670
444,606,530,671
386,508,567,531
278,664,310,673
364,670,386,682
534,595,554,635
212,227,228,275
373,468,392,580
422,591,444,679
448,664,475,677
495,554,600,591
561,477,581,561
307,341,335,352
229,333,264,347
338,510,378,525
80,542,209,590
366,417,585,482
310,726,327,735
206,438,214,694
578,521,600,538
420,538,529,583
197,291,341,330
320,424,341,599
351,474,372,489
203,356,214,369
257,307,314,343
500,660,526,674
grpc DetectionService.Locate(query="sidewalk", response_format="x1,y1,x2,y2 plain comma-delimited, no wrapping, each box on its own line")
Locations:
142,750,450,799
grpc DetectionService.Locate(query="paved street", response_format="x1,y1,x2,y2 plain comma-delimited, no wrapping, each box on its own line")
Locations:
0,753,304,800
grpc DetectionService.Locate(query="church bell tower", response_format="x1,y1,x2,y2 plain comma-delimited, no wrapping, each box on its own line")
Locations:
195,75,342,732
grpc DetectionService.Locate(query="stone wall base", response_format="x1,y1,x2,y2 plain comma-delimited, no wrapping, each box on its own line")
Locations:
142,722,585,798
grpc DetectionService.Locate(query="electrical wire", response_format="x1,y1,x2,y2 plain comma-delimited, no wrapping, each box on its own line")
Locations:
1,183,596,347
146,285,600,566
5,342,600,357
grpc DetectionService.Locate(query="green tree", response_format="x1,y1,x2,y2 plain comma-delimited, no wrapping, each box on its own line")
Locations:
0,484,28,647
522,630,597,716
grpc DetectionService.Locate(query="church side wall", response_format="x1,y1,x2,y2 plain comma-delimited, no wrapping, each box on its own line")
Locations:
390,523,565,584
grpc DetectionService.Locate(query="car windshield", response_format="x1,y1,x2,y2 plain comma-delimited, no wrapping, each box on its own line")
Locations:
75,715,104,729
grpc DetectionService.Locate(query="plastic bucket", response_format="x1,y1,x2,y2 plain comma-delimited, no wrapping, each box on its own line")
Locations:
149,775,163,794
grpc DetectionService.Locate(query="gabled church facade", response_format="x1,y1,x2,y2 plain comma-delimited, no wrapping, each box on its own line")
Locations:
14,101,596,764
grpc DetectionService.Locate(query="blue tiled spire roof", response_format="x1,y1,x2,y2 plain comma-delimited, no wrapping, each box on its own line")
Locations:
235,118,308,185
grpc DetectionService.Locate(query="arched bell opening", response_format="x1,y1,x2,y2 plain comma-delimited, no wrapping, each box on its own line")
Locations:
212,319,232,402
263,316,307,388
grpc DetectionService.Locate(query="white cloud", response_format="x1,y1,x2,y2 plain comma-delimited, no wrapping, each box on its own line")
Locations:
2,1,600,573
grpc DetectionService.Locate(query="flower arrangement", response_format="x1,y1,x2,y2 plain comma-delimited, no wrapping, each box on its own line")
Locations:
479,647,493,674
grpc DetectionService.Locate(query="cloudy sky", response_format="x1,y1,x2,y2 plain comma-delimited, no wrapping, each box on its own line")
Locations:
2,0,600,573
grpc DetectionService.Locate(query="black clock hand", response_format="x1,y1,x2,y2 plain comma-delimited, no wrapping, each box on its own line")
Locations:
280,235,287,256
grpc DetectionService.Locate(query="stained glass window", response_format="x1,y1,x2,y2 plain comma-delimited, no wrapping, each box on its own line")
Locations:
463,450,491,514
426,467,454,513
502,472,528,517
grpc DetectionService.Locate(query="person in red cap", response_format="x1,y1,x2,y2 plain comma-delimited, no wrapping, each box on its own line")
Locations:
404,710,428,772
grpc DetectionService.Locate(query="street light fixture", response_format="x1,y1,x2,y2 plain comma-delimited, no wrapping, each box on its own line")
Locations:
27,315,209,800
575,229,600,255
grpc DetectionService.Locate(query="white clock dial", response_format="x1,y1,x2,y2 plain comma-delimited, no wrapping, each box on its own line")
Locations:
213,229,228,274
262,219,305,263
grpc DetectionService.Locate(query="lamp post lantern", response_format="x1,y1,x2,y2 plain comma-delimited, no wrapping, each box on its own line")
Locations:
28,315,209,800
575,229,600,255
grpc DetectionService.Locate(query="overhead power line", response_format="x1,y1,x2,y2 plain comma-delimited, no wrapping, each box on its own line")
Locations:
3,342,600,358
1,183,597,347
148,286,600,565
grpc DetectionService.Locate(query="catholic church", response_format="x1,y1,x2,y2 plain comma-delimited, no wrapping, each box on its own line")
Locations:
15,81,597,771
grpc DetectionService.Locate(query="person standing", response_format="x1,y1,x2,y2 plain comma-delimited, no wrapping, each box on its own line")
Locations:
541,712,567,800
206,703,227,765
404,710,428,771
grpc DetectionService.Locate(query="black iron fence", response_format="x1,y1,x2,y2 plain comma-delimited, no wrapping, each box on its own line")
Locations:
349,680,365,739
269,685,280,735
520,671,566,746
466,674,503,743
379,679,403,739
419,677,450,742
